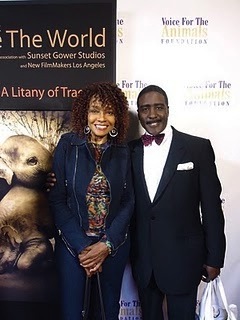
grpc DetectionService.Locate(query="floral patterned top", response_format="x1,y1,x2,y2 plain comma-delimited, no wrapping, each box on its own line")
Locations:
86,142,110,236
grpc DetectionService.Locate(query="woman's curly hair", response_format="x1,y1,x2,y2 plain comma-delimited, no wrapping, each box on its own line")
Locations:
71,82,129,144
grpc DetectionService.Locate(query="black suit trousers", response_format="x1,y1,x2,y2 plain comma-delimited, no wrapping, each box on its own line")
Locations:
138,273,198,320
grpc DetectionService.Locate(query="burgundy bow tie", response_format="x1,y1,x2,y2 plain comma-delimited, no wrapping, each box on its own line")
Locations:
141,133,165,146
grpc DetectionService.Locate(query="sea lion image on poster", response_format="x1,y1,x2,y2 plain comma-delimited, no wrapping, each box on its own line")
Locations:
0,135,54,274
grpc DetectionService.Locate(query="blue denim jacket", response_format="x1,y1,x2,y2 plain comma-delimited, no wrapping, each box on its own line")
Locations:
49,132,134,256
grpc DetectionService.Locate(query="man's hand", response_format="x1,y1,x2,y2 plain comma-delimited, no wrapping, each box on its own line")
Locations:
202,264,220,282
46,172,56,192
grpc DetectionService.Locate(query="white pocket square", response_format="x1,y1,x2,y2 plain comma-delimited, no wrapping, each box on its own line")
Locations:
177,162,194,171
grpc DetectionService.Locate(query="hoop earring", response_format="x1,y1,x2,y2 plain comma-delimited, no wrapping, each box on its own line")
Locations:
84,125,90,135
109,127,118,138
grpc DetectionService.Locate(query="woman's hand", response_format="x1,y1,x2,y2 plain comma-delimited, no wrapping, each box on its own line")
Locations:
79,242,109,276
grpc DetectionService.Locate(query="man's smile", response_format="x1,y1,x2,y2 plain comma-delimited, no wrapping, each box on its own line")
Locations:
146,120,161,126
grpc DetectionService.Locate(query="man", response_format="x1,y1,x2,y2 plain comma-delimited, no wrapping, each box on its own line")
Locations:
128,85,226,320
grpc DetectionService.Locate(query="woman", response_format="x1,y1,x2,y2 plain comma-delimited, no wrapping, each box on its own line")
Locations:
49,82,134,320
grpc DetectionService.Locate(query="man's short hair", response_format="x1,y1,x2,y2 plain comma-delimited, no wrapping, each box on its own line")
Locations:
137,85,169,109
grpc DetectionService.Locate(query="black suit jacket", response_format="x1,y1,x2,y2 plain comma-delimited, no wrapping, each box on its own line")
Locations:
129,127,226,295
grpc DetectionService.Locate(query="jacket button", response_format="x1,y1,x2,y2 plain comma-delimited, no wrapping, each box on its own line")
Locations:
151,216,155,220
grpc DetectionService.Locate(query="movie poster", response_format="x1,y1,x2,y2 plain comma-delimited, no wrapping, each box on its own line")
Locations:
0,0,116,302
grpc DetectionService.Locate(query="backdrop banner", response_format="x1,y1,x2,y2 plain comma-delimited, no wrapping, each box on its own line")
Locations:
0,1,239,319
117,0,240,319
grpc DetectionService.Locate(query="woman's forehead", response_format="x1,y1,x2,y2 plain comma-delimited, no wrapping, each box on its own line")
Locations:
89,95,114,109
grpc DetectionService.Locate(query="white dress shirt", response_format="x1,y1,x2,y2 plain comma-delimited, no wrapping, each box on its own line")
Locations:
143,125,173,202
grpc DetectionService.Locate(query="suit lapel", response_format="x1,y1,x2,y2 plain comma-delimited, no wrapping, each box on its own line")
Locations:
153,129,185,202
131,139,152,203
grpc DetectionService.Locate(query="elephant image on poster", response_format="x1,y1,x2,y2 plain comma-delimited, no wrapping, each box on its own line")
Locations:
0,135,54,274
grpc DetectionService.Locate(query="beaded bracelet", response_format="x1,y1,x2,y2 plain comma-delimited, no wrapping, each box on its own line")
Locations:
105,240,112,255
